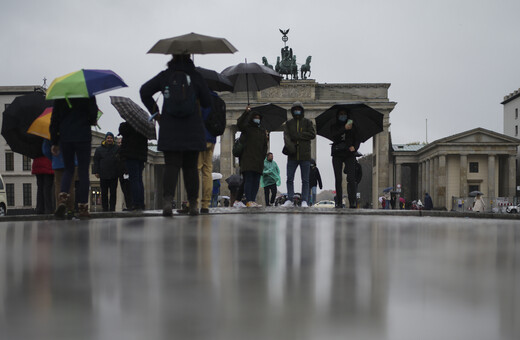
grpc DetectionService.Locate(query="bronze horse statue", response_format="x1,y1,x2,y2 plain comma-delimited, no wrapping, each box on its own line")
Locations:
276,55,298,80
262,56,273,70
300,56,312,79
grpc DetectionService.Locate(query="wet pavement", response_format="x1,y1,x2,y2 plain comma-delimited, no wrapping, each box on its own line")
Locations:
0,213,519,340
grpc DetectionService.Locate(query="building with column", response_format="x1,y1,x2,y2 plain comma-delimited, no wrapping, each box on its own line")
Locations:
391,128,519,210
501,88,520,196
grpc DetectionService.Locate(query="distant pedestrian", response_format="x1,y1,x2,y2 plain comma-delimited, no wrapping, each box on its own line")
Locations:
116,136,132,210
119,122,148,211
282,102,316,207
309,159,323,205
140,54,211,216
330,108,360,208
211,179,220,207
93,132,120,212
237,106,268,207
32,156,54,214
260,152,281,206
473,194,485,212
50,97,99,218
424,192,433,210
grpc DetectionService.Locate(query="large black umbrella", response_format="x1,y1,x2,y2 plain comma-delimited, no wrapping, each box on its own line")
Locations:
195,67,234,92
221,61,282,104
147,32,238,55
250,103,287,132
1,92,51,158
315,102,384,142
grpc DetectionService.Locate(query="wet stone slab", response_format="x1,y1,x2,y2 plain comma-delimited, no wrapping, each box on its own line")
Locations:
0,214,519,340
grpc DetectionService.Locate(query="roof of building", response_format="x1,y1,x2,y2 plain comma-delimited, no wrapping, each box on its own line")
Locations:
392,144,425,152
501,88,520,104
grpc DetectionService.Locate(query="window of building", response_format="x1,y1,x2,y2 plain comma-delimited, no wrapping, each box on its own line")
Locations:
468,184,480,193
22,155,32,171
23,183,32,206
5,152,14,171
516,108,519,119
6,183,14,206
469,162,479,173
516,125,518,137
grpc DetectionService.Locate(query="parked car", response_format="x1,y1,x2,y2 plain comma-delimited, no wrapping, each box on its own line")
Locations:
506,204,520,213
314,200,335,208
0,175,7,216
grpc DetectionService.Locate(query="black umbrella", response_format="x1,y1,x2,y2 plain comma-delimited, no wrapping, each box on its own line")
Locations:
250,103,287,132
147,32,238,55
221,61,282,104
315,102,384,142
1,92,51,158
195,67,234,92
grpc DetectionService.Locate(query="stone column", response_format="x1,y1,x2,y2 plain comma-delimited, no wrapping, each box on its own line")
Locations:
509,154,517,198
395,162,402,190
311,138,317,161
425,159,431,195
418,162,423,199
429,158,435,200
220,125,236,196
437,155,446,209
433,157,439,207
488,154,496,199
459,154,468,198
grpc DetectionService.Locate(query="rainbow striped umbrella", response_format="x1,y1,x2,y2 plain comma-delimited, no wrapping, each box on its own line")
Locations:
46,69,127,103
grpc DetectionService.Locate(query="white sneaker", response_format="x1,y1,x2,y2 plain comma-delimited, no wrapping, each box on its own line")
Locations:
301,201,309,208
282,200,294,207
233,201,246,208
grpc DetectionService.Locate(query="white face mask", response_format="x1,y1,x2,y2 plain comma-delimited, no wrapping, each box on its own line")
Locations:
293,110,302,116
253,118,261,125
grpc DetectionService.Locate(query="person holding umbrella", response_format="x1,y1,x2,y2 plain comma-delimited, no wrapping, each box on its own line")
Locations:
140,54,211,216
237,106,268,207
282,102,316,207
330,108,360,209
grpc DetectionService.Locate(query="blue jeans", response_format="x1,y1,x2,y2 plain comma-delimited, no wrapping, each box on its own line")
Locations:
286,160,310,203
126,159,145,209
310,186,317,205
243,171,261,203
61,141,91,204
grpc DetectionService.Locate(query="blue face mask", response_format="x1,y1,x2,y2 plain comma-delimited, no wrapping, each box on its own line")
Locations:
293,110,302,116
253,118,261,125
338,115,348,122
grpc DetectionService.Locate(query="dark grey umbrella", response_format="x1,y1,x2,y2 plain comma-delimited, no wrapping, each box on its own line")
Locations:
147,32,238,55
221,61,282,104
250,103,287,132
110,96,156,140
315,102,384,142
195,67,233,92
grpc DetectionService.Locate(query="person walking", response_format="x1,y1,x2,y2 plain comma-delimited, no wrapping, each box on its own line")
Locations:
330,108,360,209
309,159,323,206
424,192,433,210
93,132,120,212
50,97,99,218
237,106,268,207
473,194,486,212
118,122,148,211
260,152,281,206
282,102,316,207
140,54,211,216
31,156,54,214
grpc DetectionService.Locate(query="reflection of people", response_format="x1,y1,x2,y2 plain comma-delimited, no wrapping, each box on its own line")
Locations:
237,107,268,207
93,132,119,212
473,194,485,212
140,54,211,216
50,97,99,218
260,152,281,206
330,108,360,208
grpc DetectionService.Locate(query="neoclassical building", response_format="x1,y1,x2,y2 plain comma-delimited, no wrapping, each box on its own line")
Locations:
391,128,519,210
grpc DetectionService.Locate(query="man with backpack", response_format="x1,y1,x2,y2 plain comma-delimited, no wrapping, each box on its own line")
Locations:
140,54,211,216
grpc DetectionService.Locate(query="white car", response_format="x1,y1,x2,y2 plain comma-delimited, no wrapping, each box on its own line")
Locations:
314,200,335,208
506,204,520,213
0,175,7,216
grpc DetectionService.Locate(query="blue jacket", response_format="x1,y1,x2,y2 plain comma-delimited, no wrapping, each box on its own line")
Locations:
42,139,78,170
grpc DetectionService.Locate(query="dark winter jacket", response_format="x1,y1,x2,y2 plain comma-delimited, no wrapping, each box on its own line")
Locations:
118,122,148,162
330,114,361,158
140,58,211,152
93,142,120,179
309,165,322,189
283,103,316,161
424,193,433,210
31,156,54,175
237,110,268,174
201,91,219,144
50,97,98,145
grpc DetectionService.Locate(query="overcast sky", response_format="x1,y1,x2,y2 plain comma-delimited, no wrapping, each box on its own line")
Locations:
2,0,520,195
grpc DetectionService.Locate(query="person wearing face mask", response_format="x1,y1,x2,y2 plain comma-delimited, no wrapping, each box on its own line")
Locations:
282,102,316,207
330,108,360,208
236,106,269,207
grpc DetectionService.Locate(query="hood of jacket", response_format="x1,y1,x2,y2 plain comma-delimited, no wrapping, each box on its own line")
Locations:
290,101,305,118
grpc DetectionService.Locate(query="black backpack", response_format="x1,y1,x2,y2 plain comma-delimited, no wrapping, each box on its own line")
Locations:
204,95,226,136
163,71,197,118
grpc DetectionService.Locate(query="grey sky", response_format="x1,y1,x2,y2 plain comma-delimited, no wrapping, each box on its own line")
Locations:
2,0,520,194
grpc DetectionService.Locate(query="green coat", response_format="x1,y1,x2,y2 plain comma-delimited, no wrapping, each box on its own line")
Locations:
260,158,281,188
237,111,268,174
283,117,316,161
